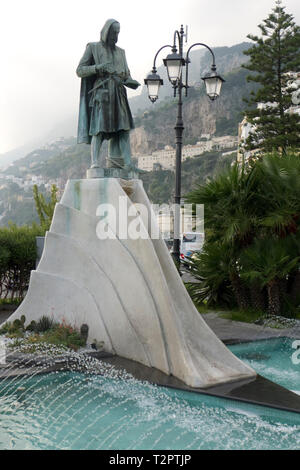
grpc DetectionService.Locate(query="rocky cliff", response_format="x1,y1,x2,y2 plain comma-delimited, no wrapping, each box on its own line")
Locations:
130,65,254,156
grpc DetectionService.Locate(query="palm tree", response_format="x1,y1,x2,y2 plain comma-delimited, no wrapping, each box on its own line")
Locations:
186,242,237,308
186,150,300,316
186,163,259,247
254,152,300,239
186,163,260,309
240,238,299,316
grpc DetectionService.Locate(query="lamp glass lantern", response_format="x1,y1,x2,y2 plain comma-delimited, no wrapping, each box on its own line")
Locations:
202,70,225,101
144,72,163,103
163,52,185,85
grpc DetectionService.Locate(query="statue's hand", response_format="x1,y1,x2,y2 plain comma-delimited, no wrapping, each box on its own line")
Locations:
124,78,140,90
95,62,113,74
113,75,123,85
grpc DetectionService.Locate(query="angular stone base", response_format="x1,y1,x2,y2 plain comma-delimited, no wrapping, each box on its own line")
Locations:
100,356,300,414
5,177,256,389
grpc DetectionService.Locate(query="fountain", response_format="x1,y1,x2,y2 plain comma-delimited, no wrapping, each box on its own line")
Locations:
2,176,300,416
0,340,299,450
0,232,299,448
0,18,299,448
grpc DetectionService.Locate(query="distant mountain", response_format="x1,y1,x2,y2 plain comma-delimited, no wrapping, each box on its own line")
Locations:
130,66,255,156
3,137,77,178
0,115,77,170
0,144,235,226
0,143,41,169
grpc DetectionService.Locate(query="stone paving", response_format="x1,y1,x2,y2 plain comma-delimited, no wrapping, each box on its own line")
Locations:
182,269,300,342
202,312,300,343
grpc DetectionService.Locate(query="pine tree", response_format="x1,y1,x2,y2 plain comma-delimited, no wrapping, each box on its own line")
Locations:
242,0,300,153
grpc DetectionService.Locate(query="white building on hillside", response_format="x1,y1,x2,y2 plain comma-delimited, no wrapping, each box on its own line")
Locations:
137,136,237,172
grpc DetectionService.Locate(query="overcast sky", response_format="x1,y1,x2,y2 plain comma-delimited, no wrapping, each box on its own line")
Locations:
0,0,299,154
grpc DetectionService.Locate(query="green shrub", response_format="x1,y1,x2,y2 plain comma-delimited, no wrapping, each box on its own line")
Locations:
186,151,300,317
33,184,58,232
0,223,43,300
35,315,54,333
25,320,37,332
42,323,86,351
2,315,87,352
0,318,25,336
12,319,24,330
0,322,12,335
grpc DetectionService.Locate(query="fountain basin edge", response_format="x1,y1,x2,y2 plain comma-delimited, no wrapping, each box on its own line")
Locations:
0,350,299,415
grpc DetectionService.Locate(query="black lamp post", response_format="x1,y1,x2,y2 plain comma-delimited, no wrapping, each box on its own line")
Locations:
144,26,225,265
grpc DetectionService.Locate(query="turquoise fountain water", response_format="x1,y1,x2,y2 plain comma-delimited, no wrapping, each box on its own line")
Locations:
0,338,299,450
229,337,300,395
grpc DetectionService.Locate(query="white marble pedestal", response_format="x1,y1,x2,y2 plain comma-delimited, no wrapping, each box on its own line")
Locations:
7,177,256,388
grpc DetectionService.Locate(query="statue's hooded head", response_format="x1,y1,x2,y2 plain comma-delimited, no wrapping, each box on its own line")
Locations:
101,19,120,48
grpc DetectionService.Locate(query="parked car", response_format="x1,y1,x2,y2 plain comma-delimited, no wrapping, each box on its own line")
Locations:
180,232,204,265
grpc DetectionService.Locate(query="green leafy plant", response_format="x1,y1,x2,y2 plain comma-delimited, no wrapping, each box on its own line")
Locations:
240,238,299,316
242,1,300,154
26,320,37,332
0,318,25,337
186,150,300,317
6,317,88,352
186,243,236,308
35,315,54,333
0,223,43,300
33,184,58,232
42,323,86,351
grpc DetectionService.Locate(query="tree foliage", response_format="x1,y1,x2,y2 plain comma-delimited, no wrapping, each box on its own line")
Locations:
242,0,300,153
186,150,300,317
0,223,43,300
33,184,58,231
0,183,58,301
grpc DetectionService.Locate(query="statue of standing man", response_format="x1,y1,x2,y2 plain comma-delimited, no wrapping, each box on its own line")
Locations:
76,19,140,171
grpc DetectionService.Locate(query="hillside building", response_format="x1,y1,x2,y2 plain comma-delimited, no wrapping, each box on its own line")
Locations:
137,136,238,172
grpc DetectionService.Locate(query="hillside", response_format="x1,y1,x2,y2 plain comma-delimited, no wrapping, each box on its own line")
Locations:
0,147,236,226
141,150,236,204
130,42,251,115
3,137,77,178
130,66,254,155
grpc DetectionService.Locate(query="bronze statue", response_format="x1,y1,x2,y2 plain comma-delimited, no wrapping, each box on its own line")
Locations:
76,19,140,171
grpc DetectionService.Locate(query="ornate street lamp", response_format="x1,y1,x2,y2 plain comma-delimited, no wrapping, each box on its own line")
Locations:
163,50,185,85
202,66,225,101
144,71,163,103
144,26,225,265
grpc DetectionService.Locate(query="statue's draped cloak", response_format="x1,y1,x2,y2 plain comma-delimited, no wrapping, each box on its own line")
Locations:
76,19,134,144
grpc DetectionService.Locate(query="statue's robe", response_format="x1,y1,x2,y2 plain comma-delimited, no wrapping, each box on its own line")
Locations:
76,20,134,144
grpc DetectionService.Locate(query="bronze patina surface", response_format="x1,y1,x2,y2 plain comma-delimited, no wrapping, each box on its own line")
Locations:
76,19,140,171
